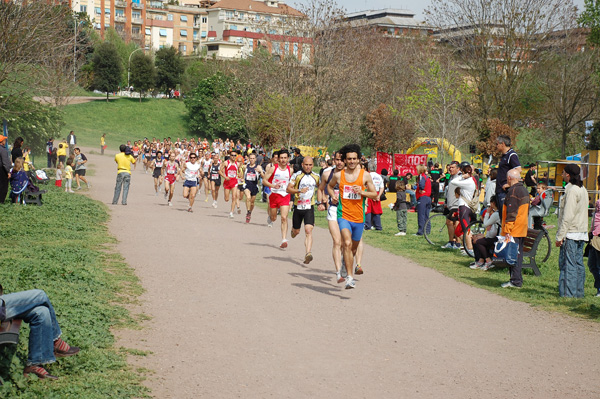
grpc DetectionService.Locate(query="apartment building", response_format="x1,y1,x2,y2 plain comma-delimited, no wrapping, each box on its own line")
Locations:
343,9,431,38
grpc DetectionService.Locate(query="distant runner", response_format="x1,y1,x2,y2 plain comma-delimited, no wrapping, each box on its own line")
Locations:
263,149,292,248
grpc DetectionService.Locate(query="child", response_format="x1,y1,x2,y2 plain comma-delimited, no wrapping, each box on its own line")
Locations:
470,195,501,270
55,162,63,188
529,182,549,229
394,181,409,236
9,157,28,204
64,158,74,193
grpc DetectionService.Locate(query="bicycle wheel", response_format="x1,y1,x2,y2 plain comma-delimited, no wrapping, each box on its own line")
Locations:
463,220,485,258
424,213,449,247
538,229,552,263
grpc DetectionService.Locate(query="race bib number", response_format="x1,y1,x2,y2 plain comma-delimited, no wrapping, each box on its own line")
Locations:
297,198,311,210
273,178,287,189
211,173,219,179
342,186,361,200
246,172,257,181
228,170,237,178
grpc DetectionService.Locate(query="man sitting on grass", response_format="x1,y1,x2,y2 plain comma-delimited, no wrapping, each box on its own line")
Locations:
1,286,80,380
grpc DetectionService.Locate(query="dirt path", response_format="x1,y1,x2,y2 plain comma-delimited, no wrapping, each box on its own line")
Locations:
82,148,600,398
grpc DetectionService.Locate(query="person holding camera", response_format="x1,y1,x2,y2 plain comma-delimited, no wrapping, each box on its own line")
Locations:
112,144,136,205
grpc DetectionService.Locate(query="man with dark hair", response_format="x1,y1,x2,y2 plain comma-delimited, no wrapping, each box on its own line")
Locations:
495,135,521,210
328,144,378,289
442,161,462,249
0,135,10,203
263,149,293,248
430,163,443,205
66,130,76,156
112,144,136,205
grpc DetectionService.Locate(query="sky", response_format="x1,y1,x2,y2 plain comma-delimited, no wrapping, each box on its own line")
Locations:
294,0,587,20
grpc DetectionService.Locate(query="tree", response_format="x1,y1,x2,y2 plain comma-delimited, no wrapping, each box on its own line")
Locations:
92,42,123,101
105,28,139,86
155,47,185,95
578,0,600,45
476,118,519,158
365,104,415,155
130,53,156,102
0,2,76,113
426,0,577,128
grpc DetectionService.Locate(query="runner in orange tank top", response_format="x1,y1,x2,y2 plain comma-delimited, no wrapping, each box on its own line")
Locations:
328,144,378,289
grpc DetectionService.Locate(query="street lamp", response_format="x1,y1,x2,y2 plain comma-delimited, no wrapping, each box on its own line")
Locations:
127,47,149,91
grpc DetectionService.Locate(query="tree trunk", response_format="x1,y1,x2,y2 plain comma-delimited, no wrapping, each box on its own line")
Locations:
106,91,109,102
561,128,568,159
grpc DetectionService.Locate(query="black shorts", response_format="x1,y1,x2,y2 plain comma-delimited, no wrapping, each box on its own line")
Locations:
245,184,259,197
237,184,244,192
292,206,315,229
446,208,459,222
211,177,221,187
152,169,161,179
75,169,86,176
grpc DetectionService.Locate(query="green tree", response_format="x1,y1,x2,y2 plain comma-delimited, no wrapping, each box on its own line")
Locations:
104,28,138,86
92,41,123,101
579,0,600,46
130,52,156,102
155,47,185,95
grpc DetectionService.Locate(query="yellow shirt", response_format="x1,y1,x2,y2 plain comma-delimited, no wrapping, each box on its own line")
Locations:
101,137,105,146
65,165,73,179
57,144,67,157
24,153,31,171
115,152,136,175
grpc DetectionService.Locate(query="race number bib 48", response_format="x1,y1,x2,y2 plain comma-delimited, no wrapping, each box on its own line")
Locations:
342,186,361,200
211,173,219,179
297,198,311,210
246,172,257,181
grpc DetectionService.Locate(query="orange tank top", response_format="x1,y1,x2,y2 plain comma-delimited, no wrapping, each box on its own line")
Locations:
337,169,366,223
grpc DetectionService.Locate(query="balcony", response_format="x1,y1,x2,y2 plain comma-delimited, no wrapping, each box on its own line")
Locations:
115,1,126,7
115,15,127,22
132,2,144,9
193,36,200,43
132,17,143,24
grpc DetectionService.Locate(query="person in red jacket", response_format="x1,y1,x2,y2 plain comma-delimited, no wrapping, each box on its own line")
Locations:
415,164,432,236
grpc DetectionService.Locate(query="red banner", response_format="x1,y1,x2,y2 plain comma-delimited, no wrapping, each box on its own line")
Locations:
394,154,427,176
376,151,393,174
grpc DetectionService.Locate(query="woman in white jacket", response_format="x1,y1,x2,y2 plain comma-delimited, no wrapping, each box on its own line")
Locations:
555,164,589,298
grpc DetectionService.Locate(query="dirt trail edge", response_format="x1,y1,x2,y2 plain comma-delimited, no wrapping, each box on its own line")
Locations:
83,148,599,399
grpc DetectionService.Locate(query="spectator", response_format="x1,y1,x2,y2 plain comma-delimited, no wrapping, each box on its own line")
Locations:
112,144,137,205
101,133,106,155
22,147,32,172
365,164,384,231
495,135,521,211
483,168,497,208
588,185,600,297
73,148,91,190
0,286,80,379
528,182,550,229
500,168,529,289
555,164,588,298
380,168,389,191
415,165,432,236
0,134,10,203
394,180,409,236
57,140,67,166
403,173,417,207
452,163,478,255
442,161,462,249
46,138,54,168
430,163,443,205
388,169,400,192
9,157,28,204
66,131,77,157
470,195,501,270
11,136,24,163
524,163,537,196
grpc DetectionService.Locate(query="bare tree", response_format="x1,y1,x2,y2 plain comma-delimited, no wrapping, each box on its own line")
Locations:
0,2,77,112
426,0,578,127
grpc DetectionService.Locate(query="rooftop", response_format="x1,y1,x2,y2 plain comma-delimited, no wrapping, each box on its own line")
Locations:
209,0,304,17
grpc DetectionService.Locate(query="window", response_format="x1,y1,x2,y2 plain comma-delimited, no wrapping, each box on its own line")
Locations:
284,42,289,53
236,38,243,43
183,45,187,51
105,8,110,14
201,31,207,38
229,25,237,30
80,5,87,12
268,29,276,35
387,27,394,35
180,15,188,22
132,11,141,19
226,11,233,19
265,15,271,22
115,9,124,16
95,7,101,14
249,39,253,51
167,14,173,21
132,26,140,34
273,42,280,54
202,17,207,23
293,43,298,56
207,44,219,51
159,29,167,37
145,28,151,35
238,12,244,18
180,30,187,36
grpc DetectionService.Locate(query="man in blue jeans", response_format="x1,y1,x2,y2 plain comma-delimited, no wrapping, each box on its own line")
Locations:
1,288,79,379
113,144,136,205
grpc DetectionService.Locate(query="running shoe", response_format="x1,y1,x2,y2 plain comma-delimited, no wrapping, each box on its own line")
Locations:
304,252,313,264
469,261,483,270
229,212,234,218
187,207,193,213
168,201,172,207
212,201,217,208
164,192,168,199
345,276,355,289
501,281,521,289
480,261,494,271
205,197,209,202
336,271,344,283
441,242,454,249
246,212,251,223
395,232,406,236
355,265,364,275
453,243,463,250
280,240,288,249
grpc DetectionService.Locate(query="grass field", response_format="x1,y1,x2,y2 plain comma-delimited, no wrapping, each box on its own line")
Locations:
0,187,149,397
62,97,189,150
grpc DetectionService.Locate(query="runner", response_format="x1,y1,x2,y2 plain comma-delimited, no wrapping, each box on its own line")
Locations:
235,154,245,215
179,152,201,212
263,151,279,227
201,151,212,202
287,156,320,264
132,141,140,170
317,151,346,283
142,141,151,173
263,149,293,248
243,152,264,223
151,151,164,196
209,153,221,208
220,150,239,218
163,151,179,207
327,144,377,289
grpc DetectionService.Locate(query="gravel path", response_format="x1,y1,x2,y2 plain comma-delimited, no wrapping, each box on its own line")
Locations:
82,148,600,398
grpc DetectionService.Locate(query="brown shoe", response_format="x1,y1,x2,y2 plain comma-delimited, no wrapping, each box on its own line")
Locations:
24,365,58,380
55,345,80,358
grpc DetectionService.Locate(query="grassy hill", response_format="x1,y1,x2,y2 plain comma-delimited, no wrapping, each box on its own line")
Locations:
61,97,189,149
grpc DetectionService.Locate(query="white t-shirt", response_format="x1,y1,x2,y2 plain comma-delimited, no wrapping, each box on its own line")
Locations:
184,162,201,181
370,172,384,193
271,166,292,196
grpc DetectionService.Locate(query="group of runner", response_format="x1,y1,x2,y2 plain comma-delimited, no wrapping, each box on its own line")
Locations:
129,138,378,289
